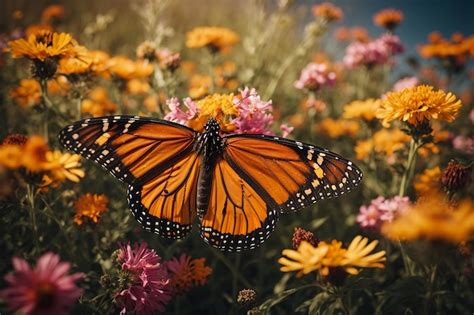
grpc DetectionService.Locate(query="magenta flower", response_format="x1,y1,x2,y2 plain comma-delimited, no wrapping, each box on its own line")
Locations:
294,63,336,91
233,87,274,135
357,196,410,231
163,97,198,125
393,76,419,92
344,34,404,68
0,252,83,315
115,242,171,315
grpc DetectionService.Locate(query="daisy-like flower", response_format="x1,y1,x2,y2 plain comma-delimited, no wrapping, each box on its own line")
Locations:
186,27,239,52
45,151,85,183
413,166,441,195
382,192,474,243
22,136,50,172
343,98,381,121
373,8,404,31
115,242,171,314
73,193,109,225
294,63,336,91
107,56,154,81
312,2,343,22
354,128,410,162
190,93,237,132
279,236,385,278
9,31,77,61
357,196,411,231
81,87,118,117
316,118,360,138
0,252,83,315
377,85,462,127
232,87,274,135
166,254,212,294
10,79,41,108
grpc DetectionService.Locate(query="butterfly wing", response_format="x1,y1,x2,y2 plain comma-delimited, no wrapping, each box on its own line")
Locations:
199,157,278,251
223,134,362,213
59,115,200,238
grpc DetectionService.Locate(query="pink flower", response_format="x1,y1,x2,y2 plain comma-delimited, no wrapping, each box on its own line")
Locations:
294,63,336,91
0,252,83,315
344,34,404,68
115,242,171,315
452,135,474,155
393,76,419,92
163,97,198,125
233,87,274,135
357,196,410,231
280,124,294,138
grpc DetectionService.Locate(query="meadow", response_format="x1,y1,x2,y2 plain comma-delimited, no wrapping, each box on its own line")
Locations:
0,0,473,314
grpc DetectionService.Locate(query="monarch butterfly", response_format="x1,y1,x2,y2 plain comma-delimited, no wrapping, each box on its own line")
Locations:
59,115,362,251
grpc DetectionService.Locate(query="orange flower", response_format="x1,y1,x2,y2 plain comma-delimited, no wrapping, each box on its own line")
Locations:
81,87,117,117
316,118,359,138
350,27,370,43
22,136,50,172
189,93,237,132
10,79,41,108
354,129,410,162
186,27,239,52
312,2,343,22
25,24,54,37
343,98,381,121
107,56,154,80
188,74,212,99
413,166,441,195
9,31,78,61
74,193,109,225
382,191,474,243
167,254,212,294
41,5,65,24
373,8,404,30
126,79,150,95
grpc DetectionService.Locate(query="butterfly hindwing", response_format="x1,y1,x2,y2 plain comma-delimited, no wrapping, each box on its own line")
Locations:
223,134,363,213
199,157,278,251
59,116,198,238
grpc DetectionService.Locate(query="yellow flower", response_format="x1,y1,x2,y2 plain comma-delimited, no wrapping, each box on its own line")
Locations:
312,2,343,22
10,79,41,108
186,27,239,52
354,128,410,161
382,192,474,243
0,144,24,169
373,9,404,30
316,118,360,138
278,241,329,277
57,46,93,75
46,151,85,183
279,236,385,278
343,236,386,275
41,5,65,24
189,93,237,132
9,31,78,61
377,85,462,127
107,56,154,80
22,136,50,172
74,193,109,225
168,254,213,294
343,98,381,121
25,24,53,37
413,166,441,195
126,78,150,95
81,87,118,117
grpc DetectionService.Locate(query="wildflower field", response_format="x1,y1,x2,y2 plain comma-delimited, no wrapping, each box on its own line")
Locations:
1,0,473,314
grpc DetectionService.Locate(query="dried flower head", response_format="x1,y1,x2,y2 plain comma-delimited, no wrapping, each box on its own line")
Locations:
2,134,28,146
136,40,157,61
292,227,319,249
237,288,257,305
0,252,83,315
441,160,472,193
74,193,109,225
377,85,462,127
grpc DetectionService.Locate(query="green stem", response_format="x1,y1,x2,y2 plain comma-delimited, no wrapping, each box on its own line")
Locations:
39,79,52,142
26,184,40,254
398,138,419,197
423,265,437,315
211,250,252,288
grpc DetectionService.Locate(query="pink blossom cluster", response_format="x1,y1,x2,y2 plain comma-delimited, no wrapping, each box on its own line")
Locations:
357,196,410,231
115,242,171,315
452,135,474,155
163,97,198,125
233,87,274,135
344,34,404,68
294,63,336,91
0,252,83,315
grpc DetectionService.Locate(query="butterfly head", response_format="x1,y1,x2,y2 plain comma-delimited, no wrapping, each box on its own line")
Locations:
204,118,221,135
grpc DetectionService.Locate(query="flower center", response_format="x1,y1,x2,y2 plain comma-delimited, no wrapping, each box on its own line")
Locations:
36,32,54,46
35,282,56,309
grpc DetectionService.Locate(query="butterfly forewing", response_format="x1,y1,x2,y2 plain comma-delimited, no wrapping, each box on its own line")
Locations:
59,116,199,239
223,134,363,213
